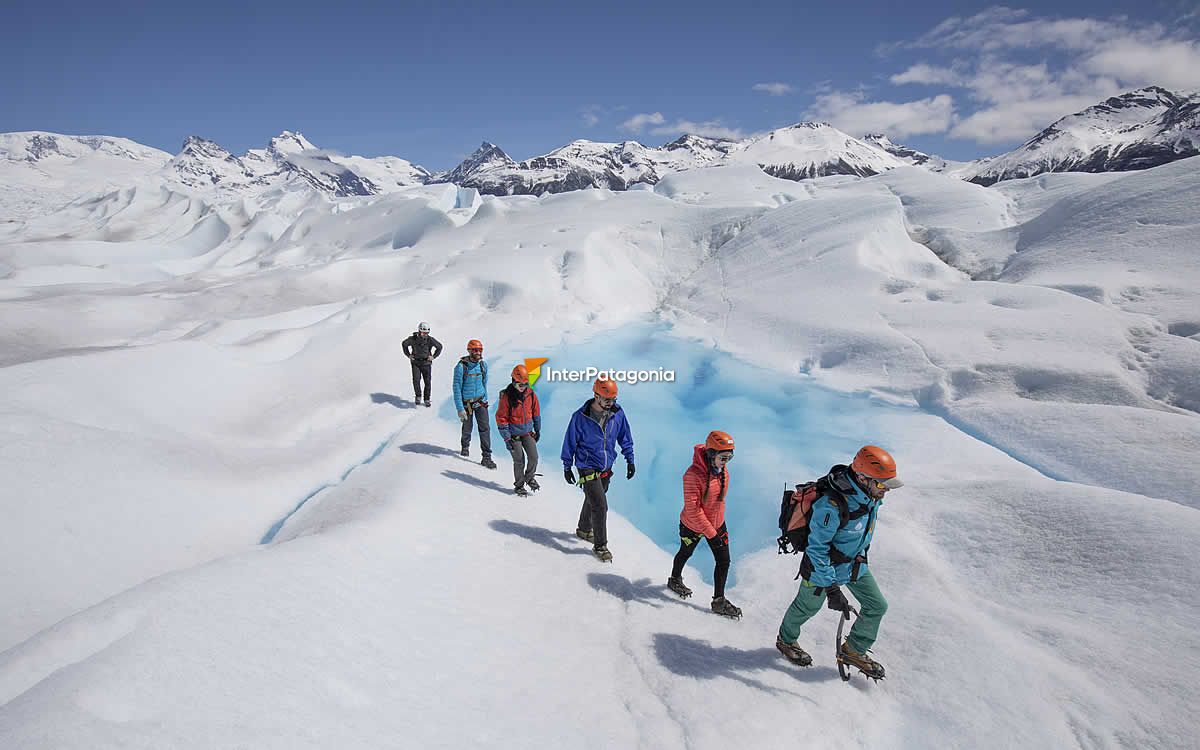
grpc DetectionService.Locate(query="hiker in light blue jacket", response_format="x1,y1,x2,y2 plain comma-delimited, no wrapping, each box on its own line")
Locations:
453,338,495,469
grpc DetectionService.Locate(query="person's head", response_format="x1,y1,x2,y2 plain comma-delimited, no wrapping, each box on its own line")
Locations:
418,322,430,336
511,364,529,390
592,376,618,410
467,339,483,361
704,430,735,470
850,445,902,500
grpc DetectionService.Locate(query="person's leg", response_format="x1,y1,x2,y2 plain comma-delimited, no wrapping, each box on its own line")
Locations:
671,523,702,578
845,570,888,653
419,362,432,401
475,404,492,457
510,437,525,485
461,404,474,451
585,476,609,547
779,579,827,643
521,435,538,484
411,362,423,400
576,484,591,534
706,524,732,599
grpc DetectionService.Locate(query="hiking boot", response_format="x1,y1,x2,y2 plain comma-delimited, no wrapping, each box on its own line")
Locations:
666,576,693,599
481,455,497,469
776,635,813,667
526,478,540,492
414,394,422,404
514,484,528,497
710,596,742,619
593,545,613,562
838,641,886,680
460,447,469,457
575,528,594,543
423,400,431,408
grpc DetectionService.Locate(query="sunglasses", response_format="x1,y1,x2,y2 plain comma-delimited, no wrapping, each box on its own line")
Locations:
468,348,483,354
713,452,734,463
596,395,617,405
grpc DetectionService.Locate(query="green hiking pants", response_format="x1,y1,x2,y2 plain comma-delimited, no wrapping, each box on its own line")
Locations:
778,570,888,654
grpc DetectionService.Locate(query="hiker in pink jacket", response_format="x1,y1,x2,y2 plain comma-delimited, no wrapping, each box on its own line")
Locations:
666,430,742,619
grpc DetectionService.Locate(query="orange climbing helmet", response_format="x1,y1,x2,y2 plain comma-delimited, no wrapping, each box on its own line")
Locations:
851,445,903,488
593,376,618,399
705,430,734,452
467,339,483,352
511,364,529,383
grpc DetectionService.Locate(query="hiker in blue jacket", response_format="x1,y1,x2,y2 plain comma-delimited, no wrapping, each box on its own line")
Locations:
560,376,635,562
453,339,495,469
775,445,903,680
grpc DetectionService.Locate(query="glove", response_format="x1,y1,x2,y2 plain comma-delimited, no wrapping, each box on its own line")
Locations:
407,354,415,361
825,585,850,613
504,439,515,451
564,468,576,485
626,463,636,480
458,411,467,423
532,430,540,442
708,529,729,548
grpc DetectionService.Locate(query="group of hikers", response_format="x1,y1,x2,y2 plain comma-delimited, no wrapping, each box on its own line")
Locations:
403,324,901,680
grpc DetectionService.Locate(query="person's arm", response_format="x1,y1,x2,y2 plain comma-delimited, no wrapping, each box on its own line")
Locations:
681,467,718,538
561,414,578,469
531,392,542,436
452,362,464,409
402,336,414,358
495,391,512,440
803,497,840,587
617,412,635,466
431,337,443,359
481,361,489,398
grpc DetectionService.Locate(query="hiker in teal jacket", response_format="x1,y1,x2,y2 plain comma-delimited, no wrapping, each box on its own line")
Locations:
453,339,495,468
775,445,904,680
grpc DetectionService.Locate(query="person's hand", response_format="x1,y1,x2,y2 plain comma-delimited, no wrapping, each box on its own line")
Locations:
709,529,729,549
504,439,515,451
564,468,576,485
532,431,540,442
458,411,467,423
626,463,636,480
825,585,850,613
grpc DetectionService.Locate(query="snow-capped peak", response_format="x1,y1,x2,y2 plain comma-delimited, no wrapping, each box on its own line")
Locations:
267,131,318,157
964,85,1199,185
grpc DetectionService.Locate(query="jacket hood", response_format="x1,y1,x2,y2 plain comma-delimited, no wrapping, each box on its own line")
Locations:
576,398,623,415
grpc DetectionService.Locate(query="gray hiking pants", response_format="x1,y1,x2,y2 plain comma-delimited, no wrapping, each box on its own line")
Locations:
507,434,538,487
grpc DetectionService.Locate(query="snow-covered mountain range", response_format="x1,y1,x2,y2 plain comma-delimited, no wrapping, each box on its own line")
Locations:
3,85,1199,212
964,86,1200,185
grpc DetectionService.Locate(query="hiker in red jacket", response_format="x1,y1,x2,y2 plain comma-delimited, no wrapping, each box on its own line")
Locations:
666,430,742,619
496,364,542,497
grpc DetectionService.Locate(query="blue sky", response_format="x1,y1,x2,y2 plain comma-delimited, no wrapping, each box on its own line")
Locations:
4,0,1199,170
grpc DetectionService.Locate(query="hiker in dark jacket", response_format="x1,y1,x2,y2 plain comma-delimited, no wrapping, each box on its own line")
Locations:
496,364,542,496
774,445,903,680
560,376,635,563
401,322,443,407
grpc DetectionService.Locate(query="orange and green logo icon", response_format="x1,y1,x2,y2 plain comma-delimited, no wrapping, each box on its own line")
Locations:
524,358,548,388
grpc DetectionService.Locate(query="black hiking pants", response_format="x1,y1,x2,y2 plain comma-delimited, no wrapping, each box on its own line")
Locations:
411,360,433,401
671,522,731,599
576,473,612,547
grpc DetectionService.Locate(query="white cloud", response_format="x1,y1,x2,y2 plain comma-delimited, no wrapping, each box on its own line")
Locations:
883,7,1200,145
752,82,795,96
649,119,746,140
619,112,666,133
889,63,964,86
804,91,956,138
581,106,601,127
